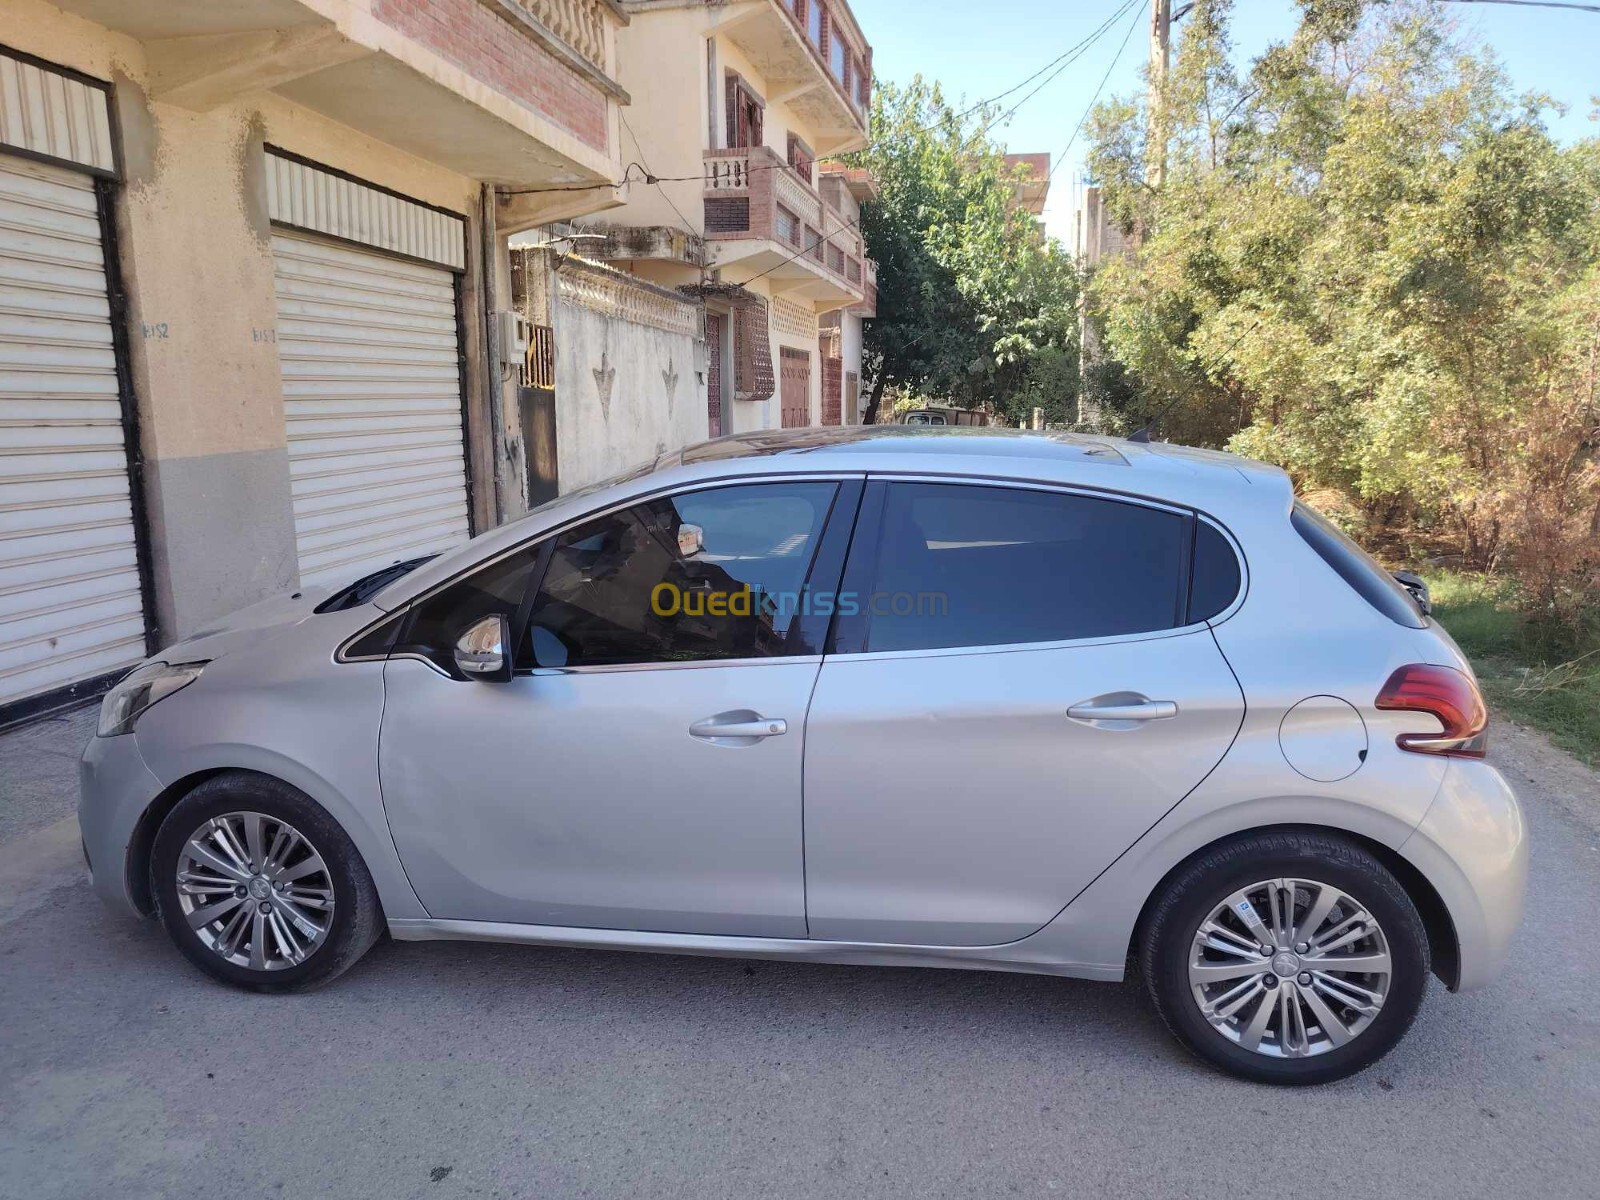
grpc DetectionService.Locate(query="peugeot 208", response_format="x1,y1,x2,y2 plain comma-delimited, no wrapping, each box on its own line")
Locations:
80,428,1526,1084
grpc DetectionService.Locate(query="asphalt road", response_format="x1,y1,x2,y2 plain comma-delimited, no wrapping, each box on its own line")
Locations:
2,711,1597,1200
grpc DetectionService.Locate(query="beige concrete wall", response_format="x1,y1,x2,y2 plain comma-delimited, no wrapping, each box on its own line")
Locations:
5,0,492,638
609,5,707,232
608,11,829,237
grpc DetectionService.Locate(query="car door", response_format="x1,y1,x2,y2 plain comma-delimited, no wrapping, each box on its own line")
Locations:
803,479,1246,946
379,477,858,937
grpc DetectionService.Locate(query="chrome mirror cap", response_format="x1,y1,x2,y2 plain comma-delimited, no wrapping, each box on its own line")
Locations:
453,614,511,681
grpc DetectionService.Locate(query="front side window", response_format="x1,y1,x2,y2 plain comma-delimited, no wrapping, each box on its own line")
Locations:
859,483,1189,653
390,547,544,675
527,483,838,668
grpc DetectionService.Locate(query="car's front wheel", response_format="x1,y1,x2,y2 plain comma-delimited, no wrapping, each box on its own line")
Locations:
151,772,383,991
1141,831,1429,1085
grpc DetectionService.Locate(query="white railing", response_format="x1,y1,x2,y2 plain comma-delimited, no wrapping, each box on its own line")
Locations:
705,154,752,191
510,0,615,73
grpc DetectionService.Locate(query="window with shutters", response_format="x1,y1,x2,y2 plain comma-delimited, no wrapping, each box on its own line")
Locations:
787,134,815,184
725,73,764,149
830,28,847,82
776,205,801,247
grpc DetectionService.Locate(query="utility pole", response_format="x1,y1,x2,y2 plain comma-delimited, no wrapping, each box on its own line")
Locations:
1148,0,1173,190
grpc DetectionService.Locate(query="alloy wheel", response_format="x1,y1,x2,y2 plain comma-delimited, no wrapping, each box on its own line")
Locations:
1187,877,1392,1058
174,811,335,971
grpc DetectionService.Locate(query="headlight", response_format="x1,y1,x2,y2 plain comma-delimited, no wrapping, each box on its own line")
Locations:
97,661,207,737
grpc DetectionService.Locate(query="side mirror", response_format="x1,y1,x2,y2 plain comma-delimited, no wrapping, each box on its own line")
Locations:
453,614,512,682
1392,570,1432,617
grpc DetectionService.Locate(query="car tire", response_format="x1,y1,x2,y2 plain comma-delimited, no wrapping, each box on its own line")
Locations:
1140,830,1429,1086
151,771,384,992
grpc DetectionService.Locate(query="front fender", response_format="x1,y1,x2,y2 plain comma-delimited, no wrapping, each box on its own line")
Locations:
131,647,428,922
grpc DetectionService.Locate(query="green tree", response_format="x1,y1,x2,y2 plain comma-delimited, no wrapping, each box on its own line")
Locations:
852,79,1080,424
1082,0,1599,622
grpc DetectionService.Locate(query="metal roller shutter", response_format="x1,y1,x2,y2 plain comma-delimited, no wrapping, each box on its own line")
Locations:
272,232,471,590
0,154,146,712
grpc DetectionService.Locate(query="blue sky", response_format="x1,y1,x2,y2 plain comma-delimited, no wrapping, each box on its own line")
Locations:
851,0,1600,241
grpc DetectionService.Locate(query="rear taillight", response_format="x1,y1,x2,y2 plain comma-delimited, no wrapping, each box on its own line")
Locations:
1375,664,1488,758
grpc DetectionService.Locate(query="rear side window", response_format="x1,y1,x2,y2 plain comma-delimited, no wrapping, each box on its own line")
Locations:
1189,521,1242,622
861,483,1189,653
1291,502,1425,629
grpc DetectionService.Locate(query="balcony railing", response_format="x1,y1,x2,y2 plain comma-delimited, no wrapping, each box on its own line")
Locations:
493,0,625,95
704,146,868,298
513,0,613,70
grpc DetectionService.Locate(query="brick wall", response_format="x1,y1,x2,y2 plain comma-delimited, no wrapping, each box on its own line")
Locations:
373,0,609,152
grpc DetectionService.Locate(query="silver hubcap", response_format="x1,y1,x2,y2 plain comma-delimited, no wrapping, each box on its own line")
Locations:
176,812,334,971
1188,877,1391,1058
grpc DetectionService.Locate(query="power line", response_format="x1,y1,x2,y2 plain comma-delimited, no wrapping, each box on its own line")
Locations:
1050,0,1146,182
499,0,1147,198
739,209,864,289
620,112,695,234
1128,316,1265,442
952,0,1141,121
984,0,1143,133
1440,0,1599,11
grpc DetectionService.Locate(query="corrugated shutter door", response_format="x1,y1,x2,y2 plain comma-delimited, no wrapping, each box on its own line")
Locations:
0,154,145,709
272,233,470,589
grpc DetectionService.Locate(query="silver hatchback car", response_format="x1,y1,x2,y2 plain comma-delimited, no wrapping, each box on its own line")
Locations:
80,428,1526,1085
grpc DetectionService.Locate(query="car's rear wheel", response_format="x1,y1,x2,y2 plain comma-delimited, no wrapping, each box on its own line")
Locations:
1141,831,1429,1085
151,772,383,991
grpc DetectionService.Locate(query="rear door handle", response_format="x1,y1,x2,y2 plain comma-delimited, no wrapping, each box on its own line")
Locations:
1067,699,1179,725
689,713,788,742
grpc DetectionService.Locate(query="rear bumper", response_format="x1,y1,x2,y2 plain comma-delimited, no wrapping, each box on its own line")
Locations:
1400,759,1528,991
77,730,165,917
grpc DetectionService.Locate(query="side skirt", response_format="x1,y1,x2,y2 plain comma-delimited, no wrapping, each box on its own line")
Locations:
386,918,1126,982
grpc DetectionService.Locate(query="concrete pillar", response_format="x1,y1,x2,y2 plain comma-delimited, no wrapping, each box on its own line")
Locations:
111,83,298,642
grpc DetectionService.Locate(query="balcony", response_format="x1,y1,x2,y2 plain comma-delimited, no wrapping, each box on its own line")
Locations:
704,147,868,310
48,0,629,216
712,0,870,154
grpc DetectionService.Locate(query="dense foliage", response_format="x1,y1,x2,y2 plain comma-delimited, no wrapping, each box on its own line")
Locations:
1083,0,1600,642
852,79,1081,425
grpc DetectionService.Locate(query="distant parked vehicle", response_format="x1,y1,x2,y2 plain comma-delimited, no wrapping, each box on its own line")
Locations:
899,406,989,426
80,428,1524,1085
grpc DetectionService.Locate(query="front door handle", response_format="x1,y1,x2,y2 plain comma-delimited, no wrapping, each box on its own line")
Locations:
689,712,788,744
1067,697,1179,728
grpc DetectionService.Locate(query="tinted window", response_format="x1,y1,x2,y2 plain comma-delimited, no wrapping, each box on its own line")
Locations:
1291,502,1426,629
527,482,837,667
862,483,1188,652
393,547,543,675
1189,521,1242,622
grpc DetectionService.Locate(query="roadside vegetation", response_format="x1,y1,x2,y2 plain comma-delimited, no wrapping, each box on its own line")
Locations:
852,1,1597,757
1074,0,1599,753
1428,572,1600,765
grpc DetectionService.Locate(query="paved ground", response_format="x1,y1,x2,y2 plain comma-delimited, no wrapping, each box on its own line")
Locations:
1,709,1597,1200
